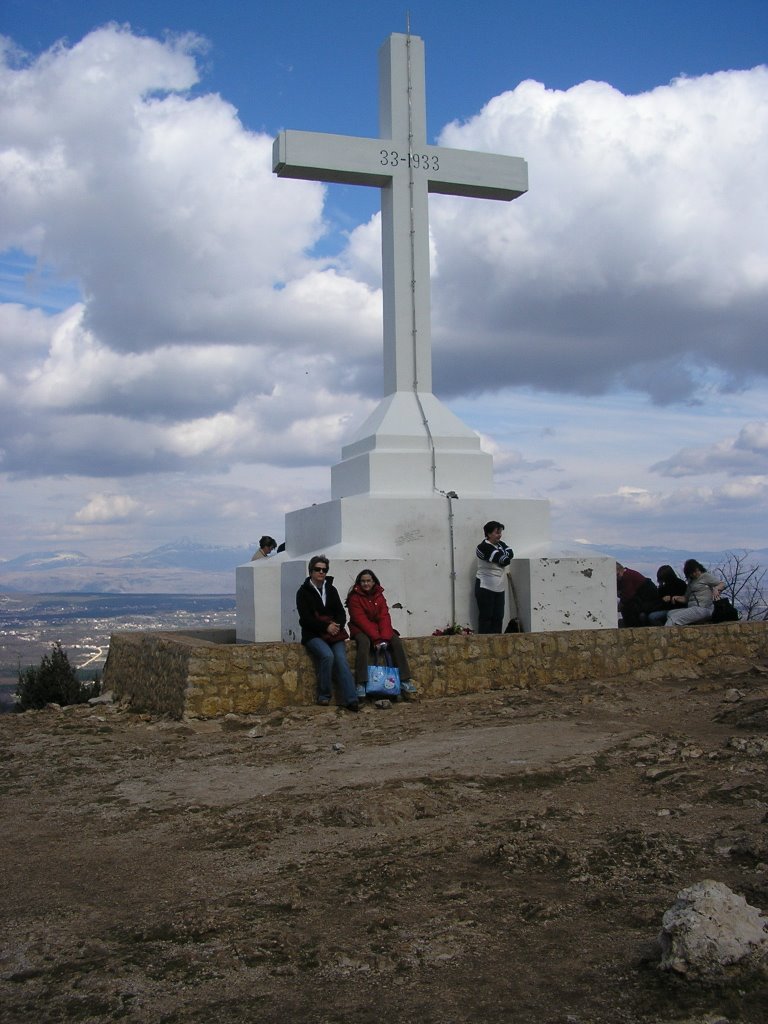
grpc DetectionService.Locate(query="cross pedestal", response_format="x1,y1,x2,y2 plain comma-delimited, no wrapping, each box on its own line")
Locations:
331,392,494,498
236,33,617,643
236,494,617,642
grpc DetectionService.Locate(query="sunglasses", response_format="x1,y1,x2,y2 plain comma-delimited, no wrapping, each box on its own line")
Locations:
313,566,329,573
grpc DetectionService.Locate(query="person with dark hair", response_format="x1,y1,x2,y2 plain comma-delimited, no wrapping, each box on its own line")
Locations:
616,563,659,627
665,559,724,627
251,536,277,560
647,565,688,626
475,520,514,634
347,569,417,699
296,555,359,711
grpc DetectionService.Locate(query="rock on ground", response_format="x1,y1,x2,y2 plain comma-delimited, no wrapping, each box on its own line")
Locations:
659,879,768,977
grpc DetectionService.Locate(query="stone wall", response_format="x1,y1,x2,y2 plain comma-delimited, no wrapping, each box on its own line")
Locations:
102,622,768,720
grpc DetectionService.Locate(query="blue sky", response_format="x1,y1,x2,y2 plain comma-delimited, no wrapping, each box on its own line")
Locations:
0,0,767,564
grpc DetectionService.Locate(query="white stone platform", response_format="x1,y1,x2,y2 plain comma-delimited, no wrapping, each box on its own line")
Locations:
236,493,617,642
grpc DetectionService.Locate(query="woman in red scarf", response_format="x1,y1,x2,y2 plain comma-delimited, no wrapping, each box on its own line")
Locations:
347,569,417,699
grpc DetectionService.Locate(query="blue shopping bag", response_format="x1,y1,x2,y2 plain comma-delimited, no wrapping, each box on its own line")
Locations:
366,663,401,698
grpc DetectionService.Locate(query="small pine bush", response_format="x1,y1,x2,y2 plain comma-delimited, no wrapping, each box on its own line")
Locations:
16,641,98,711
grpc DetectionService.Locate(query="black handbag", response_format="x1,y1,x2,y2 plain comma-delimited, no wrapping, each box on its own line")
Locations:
710,597,739,623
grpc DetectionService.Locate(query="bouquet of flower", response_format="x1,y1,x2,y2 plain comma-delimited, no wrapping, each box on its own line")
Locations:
432,624,474,636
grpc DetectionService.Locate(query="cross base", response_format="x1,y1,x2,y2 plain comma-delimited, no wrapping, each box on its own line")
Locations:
332,391,494,498
235,494,618,642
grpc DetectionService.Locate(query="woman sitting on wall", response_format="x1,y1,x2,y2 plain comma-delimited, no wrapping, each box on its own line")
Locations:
616,563,658,627
647,564,688,626
665,559,724,627
347,569,417,699
296,555,359,711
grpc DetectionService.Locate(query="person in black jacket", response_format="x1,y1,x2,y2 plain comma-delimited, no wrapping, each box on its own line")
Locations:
296,554,359,711
647,564,688,626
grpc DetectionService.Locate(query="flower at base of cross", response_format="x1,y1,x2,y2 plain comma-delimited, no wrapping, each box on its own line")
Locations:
432,624,474,636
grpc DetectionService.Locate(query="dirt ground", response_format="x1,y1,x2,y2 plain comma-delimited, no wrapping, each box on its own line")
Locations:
2,657,768,1024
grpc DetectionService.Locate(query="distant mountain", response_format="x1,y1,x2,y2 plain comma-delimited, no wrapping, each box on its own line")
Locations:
111,539,255,572
0,550,90,571
0,540,255,594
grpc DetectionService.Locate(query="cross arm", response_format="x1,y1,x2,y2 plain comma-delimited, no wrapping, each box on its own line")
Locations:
273,130,391,188
427,147,528,202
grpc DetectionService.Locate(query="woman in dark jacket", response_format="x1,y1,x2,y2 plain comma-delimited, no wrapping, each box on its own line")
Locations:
296,554,359,711
347,569,417,698
647,564,688,626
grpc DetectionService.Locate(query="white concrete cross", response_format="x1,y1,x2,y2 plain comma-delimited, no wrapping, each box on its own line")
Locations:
273,32,528,398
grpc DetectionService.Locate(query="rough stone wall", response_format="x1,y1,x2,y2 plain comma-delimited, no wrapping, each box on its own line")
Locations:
102,622,768,720
103,632,191,719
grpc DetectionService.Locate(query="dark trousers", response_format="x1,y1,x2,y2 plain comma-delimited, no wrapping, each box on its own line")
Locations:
354,633,412,683
475,580,505,634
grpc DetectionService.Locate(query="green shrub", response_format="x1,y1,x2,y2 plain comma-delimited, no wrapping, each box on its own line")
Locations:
16,641,99,711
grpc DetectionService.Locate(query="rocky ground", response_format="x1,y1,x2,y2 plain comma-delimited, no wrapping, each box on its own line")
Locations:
1,655,768,1024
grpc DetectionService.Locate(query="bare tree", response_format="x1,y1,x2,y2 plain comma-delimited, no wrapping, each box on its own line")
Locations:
714,550,768,621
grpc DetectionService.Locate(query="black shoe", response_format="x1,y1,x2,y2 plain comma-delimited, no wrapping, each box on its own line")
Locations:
346,702,360,713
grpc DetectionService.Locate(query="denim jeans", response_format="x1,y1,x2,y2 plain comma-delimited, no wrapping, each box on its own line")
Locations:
305,637,357,705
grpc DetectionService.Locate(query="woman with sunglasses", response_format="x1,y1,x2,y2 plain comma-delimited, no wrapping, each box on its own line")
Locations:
296,555,359,711
347,568,417,699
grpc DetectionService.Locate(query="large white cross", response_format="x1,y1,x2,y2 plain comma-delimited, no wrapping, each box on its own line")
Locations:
273,32,527,398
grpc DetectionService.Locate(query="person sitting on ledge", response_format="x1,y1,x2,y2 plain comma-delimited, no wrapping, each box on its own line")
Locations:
616,563,658,627
647,564,688,626
251,535,277,560
347,568,417,700
296,555,359,712
665,559,724,627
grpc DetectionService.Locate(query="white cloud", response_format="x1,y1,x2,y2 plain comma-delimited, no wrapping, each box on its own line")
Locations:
74,492,143,524
652,421,768,477
432,69,768,400
0,26,328,355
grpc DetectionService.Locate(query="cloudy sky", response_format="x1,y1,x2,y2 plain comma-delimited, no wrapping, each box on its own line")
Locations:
1,0,766,562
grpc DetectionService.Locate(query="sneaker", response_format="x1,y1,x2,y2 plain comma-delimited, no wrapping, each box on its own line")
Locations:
400,679,417,694
317,696,331,706
356,684,367,699
346,701,360,713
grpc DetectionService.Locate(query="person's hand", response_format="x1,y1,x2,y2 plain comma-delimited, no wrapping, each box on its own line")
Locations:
376,641,387,650
327,622,339,636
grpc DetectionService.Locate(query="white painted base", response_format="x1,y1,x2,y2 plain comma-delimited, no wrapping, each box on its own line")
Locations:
510,557,618,631
235,493,618,642
235,557,282,643
331,391,494,498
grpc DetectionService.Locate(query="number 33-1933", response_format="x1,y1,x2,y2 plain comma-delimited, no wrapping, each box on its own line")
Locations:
380,150,439,171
